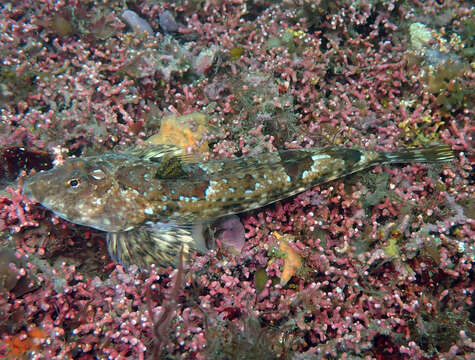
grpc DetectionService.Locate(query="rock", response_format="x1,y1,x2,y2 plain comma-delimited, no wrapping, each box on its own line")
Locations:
121,10,153,35
159,10,179,33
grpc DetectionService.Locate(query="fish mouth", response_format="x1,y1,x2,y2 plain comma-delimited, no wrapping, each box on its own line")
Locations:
22,174,44,203
22,180,34,201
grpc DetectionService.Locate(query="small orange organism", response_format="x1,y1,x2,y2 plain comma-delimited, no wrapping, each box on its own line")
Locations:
3,327,47,359
147,112,209,153
273,232,303,286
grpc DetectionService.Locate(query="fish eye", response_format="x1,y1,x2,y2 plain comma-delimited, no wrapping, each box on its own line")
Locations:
67,178,80,188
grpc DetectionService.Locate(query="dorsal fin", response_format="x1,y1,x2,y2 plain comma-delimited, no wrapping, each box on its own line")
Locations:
127,144,208,180
155,155,189,179
129,144,204,163
128,144,184,161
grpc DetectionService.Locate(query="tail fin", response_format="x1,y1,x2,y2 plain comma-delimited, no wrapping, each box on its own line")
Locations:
380,145,455,164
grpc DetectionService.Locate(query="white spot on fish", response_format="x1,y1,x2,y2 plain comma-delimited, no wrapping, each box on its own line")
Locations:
91,169,105,180
311,154,331,161
205,180,219,198
91,198,103,206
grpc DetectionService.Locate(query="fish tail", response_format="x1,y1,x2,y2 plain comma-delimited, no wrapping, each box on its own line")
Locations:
379,145,455,164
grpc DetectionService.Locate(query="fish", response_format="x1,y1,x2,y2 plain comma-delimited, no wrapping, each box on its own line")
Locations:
22,143,454,268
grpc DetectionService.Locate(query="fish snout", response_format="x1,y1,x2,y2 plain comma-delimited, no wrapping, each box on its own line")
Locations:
22,179,34,200
22,175,43,202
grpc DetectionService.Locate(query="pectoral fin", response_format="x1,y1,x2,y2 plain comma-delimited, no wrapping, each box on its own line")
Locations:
106,222,209,268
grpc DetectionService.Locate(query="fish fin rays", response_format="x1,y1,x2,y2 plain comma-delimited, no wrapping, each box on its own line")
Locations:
207,148,331,180
128,144,184,161
128,144,208,180
106,222,209,268
129,144,204,164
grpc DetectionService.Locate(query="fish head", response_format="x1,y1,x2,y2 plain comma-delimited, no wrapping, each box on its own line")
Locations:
23,156,146,232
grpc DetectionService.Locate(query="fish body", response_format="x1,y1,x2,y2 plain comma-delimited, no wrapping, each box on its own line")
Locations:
23,144,454,268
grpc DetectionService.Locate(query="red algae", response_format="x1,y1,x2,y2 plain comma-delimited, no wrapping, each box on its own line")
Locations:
0,0,473,359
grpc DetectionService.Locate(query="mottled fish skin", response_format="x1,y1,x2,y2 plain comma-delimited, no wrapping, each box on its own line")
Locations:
23,144,454,268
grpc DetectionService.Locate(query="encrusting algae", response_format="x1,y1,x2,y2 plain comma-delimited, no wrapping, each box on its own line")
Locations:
146,112,209,153
23,142,454,268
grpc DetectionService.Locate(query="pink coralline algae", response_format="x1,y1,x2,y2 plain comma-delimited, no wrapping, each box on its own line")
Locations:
0,0,473,359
